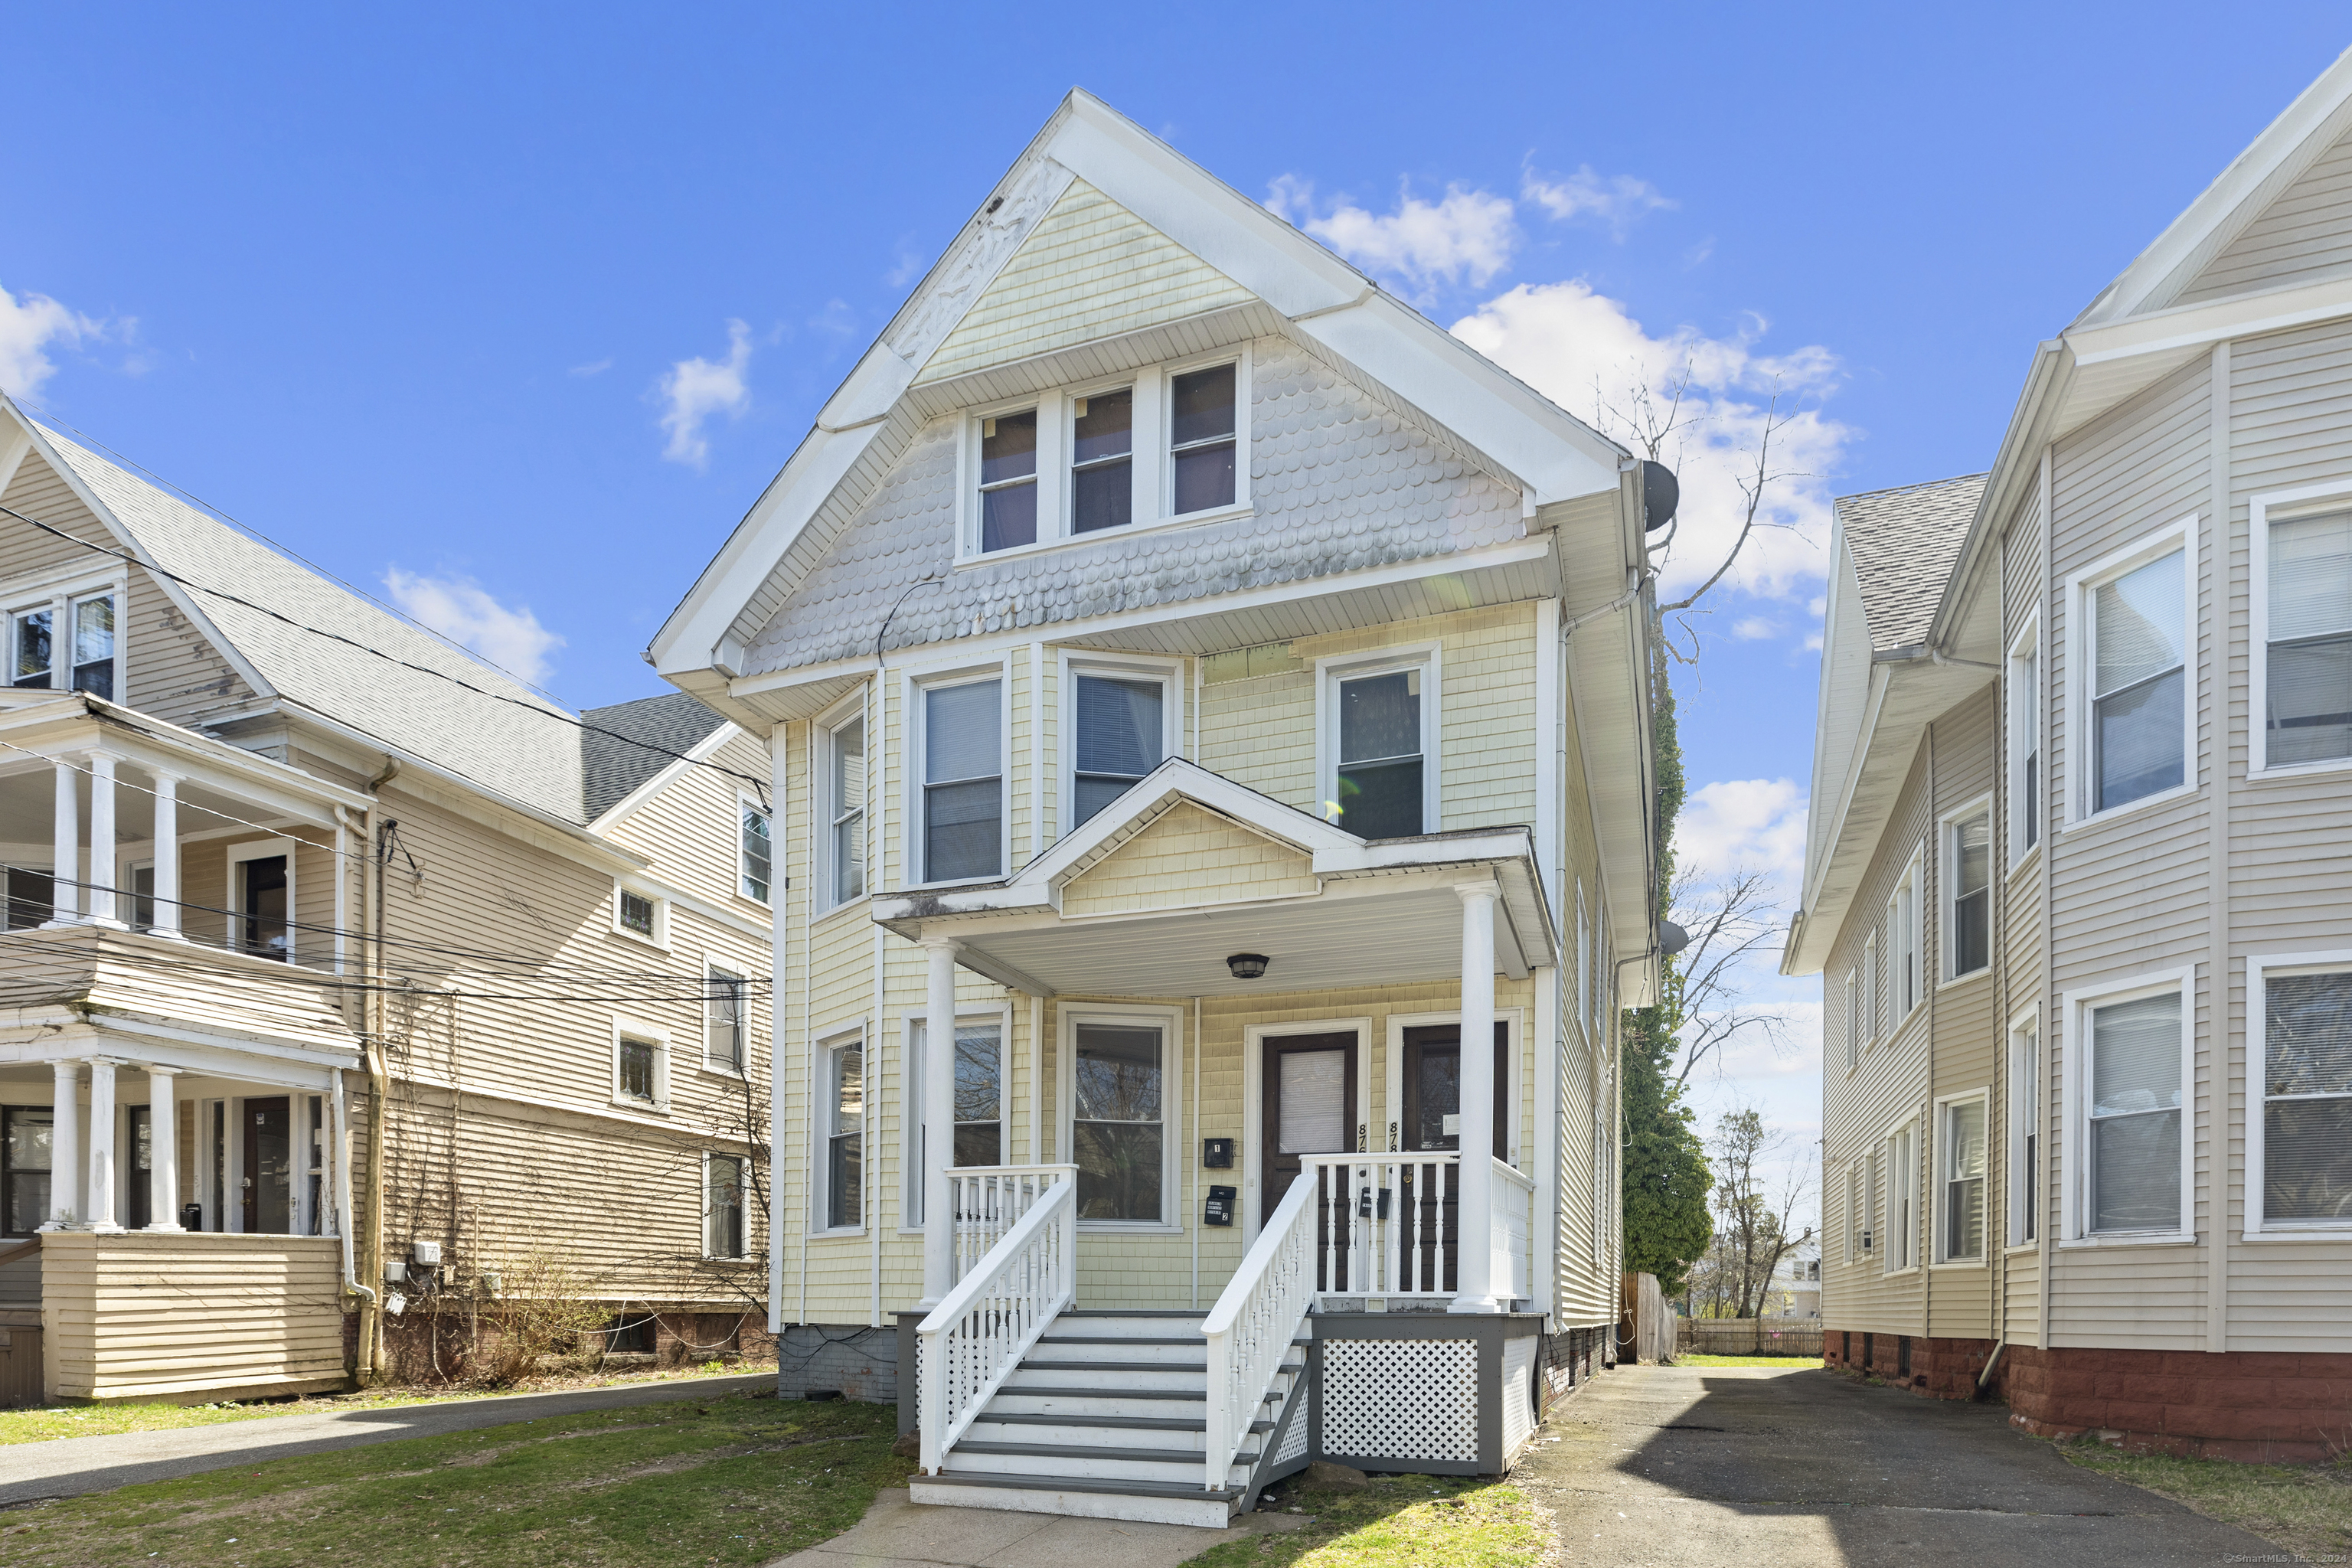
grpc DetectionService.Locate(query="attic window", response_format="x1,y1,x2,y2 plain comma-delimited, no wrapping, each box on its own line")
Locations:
1170,364,1236,515
979,411,1039,552
7,591,114,700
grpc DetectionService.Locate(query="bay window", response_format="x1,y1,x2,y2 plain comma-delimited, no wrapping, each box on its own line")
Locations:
2257,965,2352,1228
1938,1096,1986,1263
823,708,866,908
2009,618,2040,857
1945,806,1990,979
2261,503,2352,767
2086,988,2184,1234
2009,1020,2040,1245
920,676,1002,883
2088,547,2188,812
820,1036,864,1232
1070,668,1165,828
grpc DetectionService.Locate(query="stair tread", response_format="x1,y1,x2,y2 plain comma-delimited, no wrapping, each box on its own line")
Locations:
976,1412,1275,1434
950,1440,1261,1465
920,1472,1244,1503
998,1385,1205,1401
1019,1360,1207,1373
1037,1335,1205,1346
1058,1309,1208,1318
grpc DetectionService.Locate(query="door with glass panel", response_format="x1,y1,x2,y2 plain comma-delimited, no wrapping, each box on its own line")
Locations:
1258,1033,1356,1287
1398,1023,1508,1293
242,1096,292,1234
1071,1022,1166,1223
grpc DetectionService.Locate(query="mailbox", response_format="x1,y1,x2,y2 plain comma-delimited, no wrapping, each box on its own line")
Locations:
1201,1138,1235,1169
1204,1185,1236,1226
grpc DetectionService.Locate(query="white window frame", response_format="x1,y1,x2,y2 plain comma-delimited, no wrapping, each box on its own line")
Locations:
703,1152,750,1261
1889,849,1923,1027
2007,1008,2041,1252
1880,1115,1919,1276
1843,968,1860,1073
3,572,126,699
954,349,1253,565
2060,965,2196,1246
1932,1089,1991,1267
2007,611,2042,866
903,659,1011,889
1574,880,1592,1041
810,1023,867,1238
900,1004,1012,1234
2249,482,2352,779
2244,949,2352,1236
1939,796,1994,985
611,877,669,949
1863,1145,1883,1263
1057,1002,1187,1233
1844,1162,1862,1263
737,792,773,906
704,962,750,1077
815,693,870,916
1315,643,1442,839
2065,518,2199,827
1860,932,1880,1049
227,838,299,961
611,1018,671,1113
1057,650,1181,836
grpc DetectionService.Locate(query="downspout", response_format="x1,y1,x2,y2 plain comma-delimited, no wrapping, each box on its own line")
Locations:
331,805,377,1357
357,756,400,1383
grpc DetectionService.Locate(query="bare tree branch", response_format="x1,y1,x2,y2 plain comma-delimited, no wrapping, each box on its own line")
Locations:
1658,380,1808,616
1664,867,1790,1093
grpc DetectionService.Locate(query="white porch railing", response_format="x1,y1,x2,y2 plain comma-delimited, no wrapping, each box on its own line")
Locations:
1298,1153,1464,1299
916,1168,1076,1475
949,1165,1076,1285
1201,1164,1320,1492
1492,1157,1535,1304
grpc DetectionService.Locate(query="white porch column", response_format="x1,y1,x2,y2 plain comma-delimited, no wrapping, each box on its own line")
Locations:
43,1060,81,1230
149,770,184,939
87,753,122,928
44,760,80,926
919,937,960,1309
146,1067,182,1230
1450,880,1500,1314
86,1057,122,1230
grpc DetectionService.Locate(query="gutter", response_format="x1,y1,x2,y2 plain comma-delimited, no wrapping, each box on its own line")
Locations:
354,756,400,1384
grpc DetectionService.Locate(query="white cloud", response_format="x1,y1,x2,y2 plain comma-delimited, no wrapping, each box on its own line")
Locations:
1732,616,1779,640
657,319,752,469
0,283,107,397
1673,777,1808,890
1521,165,1675,237
1267,175,1519,294
1449,280,1851,600
384,568,565,686
569,358,612,377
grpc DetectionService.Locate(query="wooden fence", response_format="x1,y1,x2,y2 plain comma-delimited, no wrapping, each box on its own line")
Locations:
1677,1318,1824,1357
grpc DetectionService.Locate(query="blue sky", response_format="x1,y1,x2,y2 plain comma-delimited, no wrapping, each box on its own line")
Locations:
9,6,2349,1213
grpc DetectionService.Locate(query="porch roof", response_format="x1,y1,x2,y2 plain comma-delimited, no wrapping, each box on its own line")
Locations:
871,759,1553,998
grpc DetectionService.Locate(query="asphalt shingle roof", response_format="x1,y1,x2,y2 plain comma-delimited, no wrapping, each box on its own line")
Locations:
580,692,730,822
1835,473,1987,652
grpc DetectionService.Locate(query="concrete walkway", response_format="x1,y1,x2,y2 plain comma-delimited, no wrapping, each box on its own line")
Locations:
767,1487,1302,1568
0,1371,771,1505
1516,1362,2283,1566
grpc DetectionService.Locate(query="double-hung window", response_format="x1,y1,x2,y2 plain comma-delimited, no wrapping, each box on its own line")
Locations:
739,800,772,904
1938,1097,1987,1263
2010,620,2040,856
978,410,1039,553
2086,988,2184,1233
1844,969,1860,1070
7,603,51,689
1844,1165,1862,1263
706,967,746,1073
2009,1020,2040,1245
2,1105,51,1236
1890,858,1920,1023
1326,655,1431,839
820,1037,864,1231
616,1029,665,1108
1070,389,1134,534
825,709,866,907
8,591,115,699
1070,671,1163,828
2088,547,2188,812
1945,808,1990,979
2261,504,2352,768
906,1015,1005,1224
1169,364,1237,516
1070,1018,1168,1224
704,1154,748,1259
920,677,1002,883
2257,965,2352,1228
1883,1122,1917,1271
1861,933,1879,1047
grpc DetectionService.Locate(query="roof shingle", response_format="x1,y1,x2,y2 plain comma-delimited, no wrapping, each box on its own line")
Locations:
1835,473,1987,652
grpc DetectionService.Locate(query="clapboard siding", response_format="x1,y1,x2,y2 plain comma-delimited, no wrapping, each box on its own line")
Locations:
2178,126,2352,304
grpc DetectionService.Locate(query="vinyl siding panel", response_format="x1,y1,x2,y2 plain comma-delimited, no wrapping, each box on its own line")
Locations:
2177,127,2352,305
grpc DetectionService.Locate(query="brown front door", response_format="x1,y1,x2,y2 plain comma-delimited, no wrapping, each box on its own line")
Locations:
1397,1023,1509,1293
1259,1032,1357,1286
242,1096,291,1234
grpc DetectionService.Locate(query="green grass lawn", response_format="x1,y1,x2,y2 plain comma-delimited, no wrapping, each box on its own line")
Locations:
1668,1354,1826,1368
1184,1475,1549,1568
0,1388,908,1568
0,1359,765,1446
2058,1443,2352,1565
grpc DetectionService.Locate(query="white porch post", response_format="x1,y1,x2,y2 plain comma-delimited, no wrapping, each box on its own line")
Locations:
86,1057,122,1231
44,760,80,926
149,770,183,938
44,1060,81,1229
87,753,122,928
1451,880,1499,1313
146,1067,182,1230
919,936,959,1308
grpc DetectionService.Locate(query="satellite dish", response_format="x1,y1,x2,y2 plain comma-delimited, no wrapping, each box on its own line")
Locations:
1642,460,1680,532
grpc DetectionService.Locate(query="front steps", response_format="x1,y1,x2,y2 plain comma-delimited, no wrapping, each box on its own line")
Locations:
910,1309,1306,1527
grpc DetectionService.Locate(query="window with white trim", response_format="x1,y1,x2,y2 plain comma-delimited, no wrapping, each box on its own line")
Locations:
1065,1012,1175,1226
1890,856,1921,1022
1844,969,1860,1071
1883,1121,1917,1272
612,882,668,947
2009,1020,2040,1245
230,841,292,962
2089,547,2188,812
918,675,1002,883
2259,966,2352,1227
1844,1164,1862,1263
1070,387,1134,534
1576,882,1592,1039
2009,618,2040,857
1864,1146,1883,1259
704,1153,747,1259
2262,505,2352,767
816,1033,864,1232
1321,652,1434,839
7,590,115,699
1168,363,1237,515
613,1025,668,1109
706,966,746,1073
2086,988,2184,1233
978,409,1039,552
1070,668,1165,828
739,799,772,904
905,1014,1005,1226
1861,933,1879,1047
1938,1096,1987,1263
822,707,866,909
1945,806,1990,979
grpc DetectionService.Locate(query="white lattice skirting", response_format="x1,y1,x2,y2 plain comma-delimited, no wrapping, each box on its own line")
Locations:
1319,1338,1478,1462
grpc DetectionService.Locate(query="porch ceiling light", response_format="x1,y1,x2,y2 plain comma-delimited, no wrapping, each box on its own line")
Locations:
1225,952,1269,981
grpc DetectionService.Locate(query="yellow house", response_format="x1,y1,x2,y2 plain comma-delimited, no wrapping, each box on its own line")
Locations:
654,92,1665,1522
0,403,776,1404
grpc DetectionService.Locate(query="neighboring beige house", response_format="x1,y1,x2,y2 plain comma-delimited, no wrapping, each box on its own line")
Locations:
0,400,776,1405
1790,51,2352,1459
650,91,1666,1524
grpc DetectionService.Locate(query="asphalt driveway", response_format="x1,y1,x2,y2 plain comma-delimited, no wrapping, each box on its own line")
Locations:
1515,1362,2282,1566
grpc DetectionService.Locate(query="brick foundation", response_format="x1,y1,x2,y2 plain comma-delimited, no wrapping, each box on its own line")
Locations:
1823,1328,2352,1462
